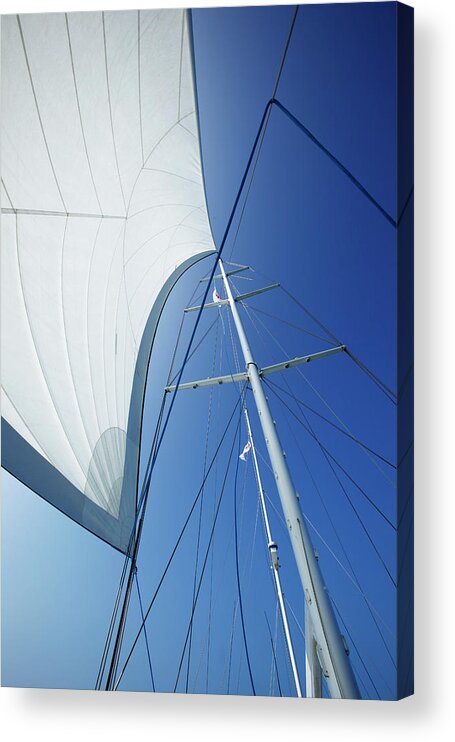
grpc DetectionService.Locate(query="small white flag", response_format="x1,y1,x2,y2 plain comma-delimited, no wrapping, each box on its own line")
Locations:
239,440,251,461
212,288,222,303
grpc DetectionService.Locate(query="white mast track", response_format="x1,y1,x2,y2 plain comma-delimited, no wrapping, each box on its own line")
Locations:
243,406,302,698
218,260,360,699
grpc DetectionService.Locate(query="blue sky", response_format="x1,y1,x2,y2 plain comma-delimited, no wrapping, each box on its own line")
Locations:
2,3,408,699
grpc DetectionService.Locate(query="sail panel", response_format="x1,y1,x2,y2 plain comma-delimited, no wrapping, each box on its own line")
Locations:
1,9,216,553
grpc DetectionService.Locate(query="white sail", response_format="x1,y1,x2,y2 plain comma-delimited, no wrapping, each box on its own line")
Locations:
1,9,216,552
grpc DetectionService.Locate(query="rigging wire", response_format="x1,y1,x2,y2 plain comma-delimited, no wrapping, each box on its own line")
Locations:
282,290,397,405
226,602,237,694
205,315,227,692
240,297,394,485
113,391,245,690
234,293,397,688
265,609,283,697
331,597,395,700
397,439,413,469
134,568,156,691
250,266,397,404
190,510,238,691
168,315,219,387
261,442,393,630
265,378,397,536
398,484,413,531
246,304,335,346
236,288,396,530
95,389,168,689
234,298,397,674
272,98,398,229
397,361,413,402
185,315,220,692
185,398,255,696
262,477,395,697
190,517,237,691
264,379,398,594
266,378,396,469
173,405,244,692
330,599,379,699
227,5,300,260
344,347,397,404
242,398,302,697
96,272,205,690
224,301,288,697
283,596,305,643
293,369,394,486
205,322,230,694
232,401,257,695
101,115,283,693
214,303,261,695
124,75,286,578
263,378,399,677
205,506,215,694
230,287,396,686
103,391,169,689
255,445,396,643
219,458,260,694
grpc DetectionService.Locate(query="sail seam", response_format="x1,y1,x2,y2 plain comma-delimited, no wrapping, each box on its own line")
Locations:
13,213,87,484
102,11,127,215
16,15,68,213
138,10,144,167
65,13,104,216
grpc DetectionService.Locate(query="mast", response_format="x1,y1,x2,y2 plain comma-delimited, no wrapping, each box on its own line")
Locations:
244,407,302,698
219,259,360,699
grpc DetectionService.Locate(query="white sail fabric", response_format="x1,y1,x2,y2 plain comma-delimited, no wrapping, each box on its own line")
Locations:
1,9,215,552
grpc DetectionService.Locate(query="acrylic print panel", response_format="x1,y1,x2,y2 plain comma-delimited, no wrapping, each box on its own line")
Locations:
1,2,414,700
